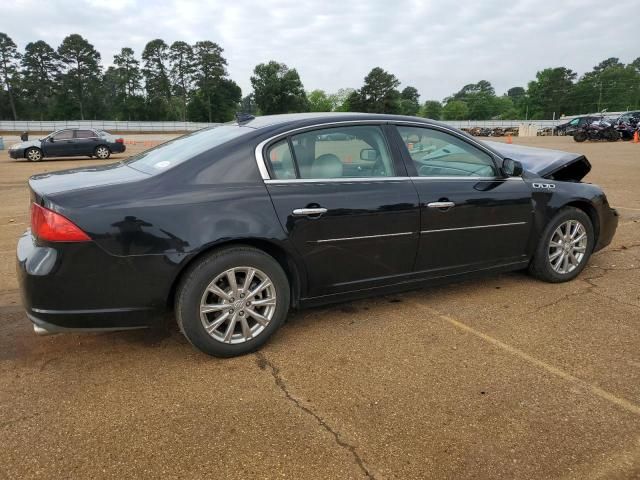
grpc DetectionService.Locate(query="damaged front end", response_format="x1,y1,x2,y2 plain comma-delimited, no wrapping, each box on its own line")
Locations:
486,141,591,182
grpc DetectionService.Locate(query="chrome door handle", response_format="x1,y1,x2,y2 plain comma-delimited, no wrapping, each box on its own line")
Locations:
292,207,328,216
427,201,456,209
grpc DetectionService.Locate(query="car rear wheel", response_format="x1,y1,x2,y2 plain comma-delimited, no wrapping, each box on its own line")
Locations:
176,246,290,357
528,207,594,283
26,147,42,162
94,145,111,159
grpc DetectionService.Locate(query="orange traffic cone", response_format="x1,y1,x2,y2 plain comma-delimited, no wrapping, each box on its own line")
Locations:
506,134,512,144
634,131,639,144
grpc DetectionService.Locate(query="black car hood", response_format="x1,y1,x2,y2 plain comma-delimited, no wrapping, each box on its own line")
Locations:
485,141,591,181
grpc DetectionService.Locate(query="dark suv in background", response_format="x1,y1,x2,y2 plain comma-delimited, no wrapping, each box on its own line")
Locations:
8,128,126,162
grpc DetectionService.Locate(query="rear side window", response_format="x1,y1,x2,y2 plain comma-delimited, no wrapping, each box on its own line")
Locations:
126,126,250,174
264,125,395,180
75,130,95,139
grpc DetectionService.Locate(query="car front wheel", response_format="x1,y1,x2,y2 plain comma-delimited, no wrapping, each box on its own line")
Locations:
176,246,290,357
25,147,42,162
529,207,594,283
94,145,111,159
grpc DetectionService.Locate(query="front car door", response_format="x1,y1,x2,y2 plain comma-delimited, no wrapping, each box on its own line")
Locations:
260,123,420,298
42,129,75,157
391,124,533,276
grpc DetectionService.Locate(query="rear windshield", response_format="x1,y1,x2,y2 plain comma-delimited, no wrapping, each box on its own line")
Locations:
125,125,251,174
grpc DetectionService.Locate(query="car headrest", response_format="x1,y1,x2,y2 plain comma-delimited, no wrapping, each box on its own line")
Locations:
311,154,343,178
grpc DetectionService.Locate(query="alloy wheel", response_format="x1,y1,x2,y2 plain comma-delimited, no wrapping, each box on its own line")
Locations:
96,147,109,159
548,220,588,274
27,149,42,161
199,267,277,344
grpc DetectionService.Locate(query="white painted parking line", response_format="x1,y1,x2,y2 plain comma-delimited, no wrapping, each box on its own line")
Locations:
415,303,640,417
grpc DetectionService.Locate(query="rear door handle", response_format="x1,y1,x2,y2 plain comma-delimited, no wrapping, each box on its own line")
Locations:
427,201,456,209
292,207,328,216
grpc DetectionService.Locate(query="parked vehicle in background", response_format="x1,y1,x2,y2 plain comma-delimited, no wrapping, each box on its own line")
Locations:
8,128,125,162
573,117,619,142
614,111,640,141
556,116,600,136
17,113,618,357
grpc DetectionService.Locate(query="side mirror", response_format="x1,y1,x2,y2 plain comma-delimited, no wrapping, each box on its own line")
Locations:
360,148,378,161
502,158,523,177
48,137,55,143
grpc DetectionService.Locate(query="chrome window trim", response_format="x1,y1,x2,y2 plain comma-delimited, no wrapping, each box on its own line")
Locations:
410,176,524,182
265,176,410,184
254,119,508,182
316,232,414,243
421,222,527,234
264,176,522,184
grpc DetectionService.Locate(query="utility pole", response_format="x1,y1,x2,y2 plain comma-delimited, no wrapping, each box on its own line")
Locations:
597,81,603,112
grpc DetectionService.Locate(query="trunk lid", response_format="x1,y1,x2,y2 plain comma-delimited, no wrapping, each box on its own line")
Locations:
28,162,149,200
485,141,591,181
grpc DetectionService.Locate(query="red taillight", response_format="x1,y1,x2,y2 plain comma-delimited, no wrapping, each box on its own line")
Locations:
30,203,91,242
115,138,124,144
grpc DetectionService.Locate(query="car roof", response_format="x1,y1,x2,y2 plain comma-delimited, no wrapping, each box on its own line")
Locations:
236,112,443,130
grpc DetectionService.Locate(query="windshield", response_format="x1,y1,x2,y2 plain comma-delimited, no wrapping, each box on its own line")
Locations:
125,125,251,174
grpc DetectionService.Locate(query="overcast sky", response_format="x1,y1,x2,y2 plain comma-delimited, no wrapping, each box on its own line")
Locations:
3,0,637,100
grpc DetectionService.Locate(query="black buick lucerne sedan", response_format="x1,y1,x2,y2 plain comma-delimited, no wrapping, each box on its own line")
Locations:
9,128,125,161
17,113,618,356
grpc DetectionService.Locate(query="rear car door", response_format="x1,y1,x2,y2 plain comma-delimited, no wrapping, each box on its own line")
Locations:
74,129,98,155
260,123,420,297
43,129,75,157
392,124,533,276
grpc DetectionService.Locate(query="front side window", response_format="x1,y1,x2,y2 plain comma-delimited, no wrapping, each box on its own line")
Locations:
52,130,73,141
396,126,497,177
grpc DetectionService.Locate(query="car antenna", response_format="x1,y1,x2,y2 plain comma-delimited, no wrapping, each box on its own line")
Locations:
235,112,255,124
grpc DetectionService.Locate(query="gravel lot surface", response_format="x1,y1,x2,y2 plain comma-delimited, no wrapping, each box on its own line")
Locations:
0,134,639,479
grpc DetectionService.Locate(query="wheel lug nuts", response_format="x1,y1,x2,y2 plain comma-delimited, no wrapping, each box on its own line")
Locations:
246,301,251,306
229,309,234,314
239,311,244,316
240,293,244,298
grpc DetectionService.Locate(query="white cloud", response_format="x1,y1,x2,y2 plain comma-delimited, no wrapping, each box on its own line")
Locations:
2,0,637,101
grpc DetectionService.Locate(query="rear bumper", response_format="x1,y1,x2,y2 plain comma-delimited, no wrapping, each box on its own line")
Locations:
110,144,126,153
595,206,618,252
16,231,166,332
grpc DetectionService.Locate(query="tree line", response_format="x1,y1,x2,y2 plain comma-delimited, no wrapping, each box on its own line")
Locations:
1,31,639,122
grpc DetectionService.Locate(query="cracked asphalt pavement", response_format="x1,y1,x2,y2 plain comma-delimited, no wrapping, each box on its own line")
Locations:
0,135,639,479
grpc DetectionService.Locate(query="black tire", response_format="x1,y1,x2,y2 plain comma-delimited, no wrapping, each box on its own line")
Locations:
176,246,290,357
94,145,111,159
528,207,595,283
606,130,619,142
573,132,587,142
25,147,43,162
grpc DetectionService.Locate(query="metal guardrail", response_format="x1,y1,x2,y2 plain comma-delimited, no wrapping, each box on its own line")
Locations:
0,120,219,132
0,119,563,132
